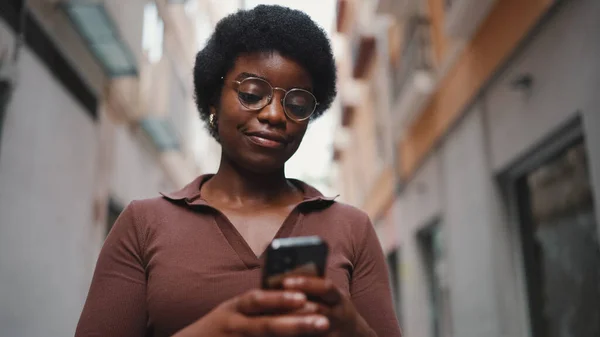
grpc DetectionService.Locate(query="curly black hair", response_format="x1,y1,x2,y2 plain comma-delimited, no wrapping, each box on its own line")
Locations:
193,5,337,138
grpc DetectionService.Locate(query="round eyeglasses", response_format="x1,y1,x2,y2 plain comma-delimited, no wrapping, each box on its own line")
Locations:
233,77,319,122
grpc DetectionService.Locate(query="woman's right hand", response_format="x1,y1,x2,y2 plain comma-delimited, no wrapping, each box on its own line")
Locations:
173,289,330,337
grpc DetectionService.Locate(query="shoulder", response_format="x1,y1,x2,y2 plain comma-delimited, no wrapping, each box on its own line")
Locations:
118,196,189,234
293,179,371,225
326,201,371,224
306,199,373,243
126,196,179,218
305,200,377,264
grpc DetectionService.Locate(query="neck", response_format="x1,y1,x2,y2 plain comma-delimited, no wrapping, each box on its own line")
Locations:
206,153,296,205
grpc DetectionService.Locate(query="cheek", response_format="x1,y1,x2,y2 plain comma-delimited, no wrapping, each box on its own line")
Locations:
287,124,308,149
217,99,245,132
292,123,309,140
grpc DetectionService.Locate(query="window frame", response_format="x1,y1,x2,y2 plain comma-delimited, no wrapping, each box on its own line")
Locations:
498,115,596,337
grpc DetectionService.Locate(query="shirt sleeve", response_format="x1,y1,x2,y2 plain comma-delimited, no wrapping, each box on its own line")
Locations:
75,201,149,337
350,214,402,337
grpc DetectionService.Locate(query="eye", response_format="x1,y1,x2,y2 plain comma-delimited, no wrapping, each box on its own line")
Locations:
284,91,315,118
238,92,264,104
285,103,309,116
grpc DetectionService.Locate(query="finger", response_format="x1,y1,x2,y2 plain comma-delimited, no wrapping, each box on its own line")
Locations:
234,314,330,337
283,277,342,306
288,301,320,315
235,289,307,315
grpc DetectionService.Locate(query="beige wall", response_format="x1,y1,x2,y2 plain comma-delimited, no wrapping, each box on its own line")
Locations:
333,4,398,219
399,0,554,179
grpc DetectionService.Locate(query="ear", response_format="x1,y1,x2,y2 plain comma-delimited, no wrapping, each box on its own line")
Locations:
209,106,217,116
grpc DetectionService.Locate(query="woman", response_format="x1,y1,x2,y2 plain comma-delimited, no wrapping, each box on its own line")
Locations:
76,5,401,337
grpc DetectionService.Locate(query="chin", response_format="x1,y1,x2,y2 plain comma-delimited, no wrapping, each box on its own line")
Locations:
227,146,289,173
222,138,299,173
240,155,287,174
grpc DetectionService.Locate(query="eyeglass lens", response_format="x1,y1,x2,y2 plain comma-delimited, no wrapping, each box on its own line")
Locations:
237,78,316,120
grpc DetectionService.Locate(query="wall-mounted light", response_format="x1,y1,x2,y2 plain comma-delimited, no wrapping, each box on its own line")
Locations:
510,73,534,91
510,73,534,99
63,2,138,77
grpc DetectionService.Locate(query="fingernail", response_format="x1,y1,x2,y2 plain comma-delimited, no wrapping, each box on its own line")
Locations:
284,292,305,301
304,316,317,325
304,302,318,312
252,291,264,300
314,317,328,329
284,277,303,287
292,292,305,301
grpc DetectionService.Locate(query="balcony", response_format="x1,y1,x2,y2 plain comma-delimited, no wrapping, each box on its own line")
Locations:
332,128,351,162
63,2,140,77
376,0,417,19
392,16,433,100
338,76,363,128
341,105,356,127
391,16,435,132
351,33,377,79
336,0,350,33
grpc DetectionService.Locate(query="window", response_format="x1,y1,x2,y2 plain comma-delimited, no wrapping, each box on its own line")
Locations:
0,78,11,146
391,16,432,102
106,198,124,237
418,222,452,337
142,2,164,63
387,249,403,324
515,140,600,337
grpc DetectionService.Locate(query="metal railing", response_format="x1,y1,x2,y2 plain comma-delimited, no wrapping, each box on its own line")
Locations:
391,16,433,102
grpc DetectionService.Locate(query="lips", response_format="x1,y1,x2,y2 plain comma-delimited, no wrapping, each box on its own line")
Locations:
244,130,289,149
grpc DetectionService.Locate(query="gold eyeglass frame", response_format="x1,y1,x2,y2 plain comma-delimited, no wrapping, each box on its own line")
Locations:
232,77,319,122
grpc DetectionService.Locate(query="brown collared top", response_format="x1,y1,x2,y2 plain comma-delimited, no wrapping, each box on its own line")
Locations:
75,175,401,337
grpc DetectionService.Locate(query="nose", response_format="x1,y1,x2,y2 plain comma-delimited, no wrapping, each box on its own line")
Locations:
257,90,287,127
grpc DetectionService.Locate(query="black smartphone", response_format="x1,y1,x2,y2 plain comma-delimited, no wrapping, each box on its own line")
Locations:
262,236,329,289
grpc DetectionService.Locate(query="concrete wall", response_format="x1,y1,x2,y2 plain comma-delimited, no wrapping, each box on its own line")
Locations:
485,0,600,174
0,22,103,337
397,152,443,337
440,105,503,337
0,16,174,336
110,124,172,204
484,0,600,233
396,1,600,336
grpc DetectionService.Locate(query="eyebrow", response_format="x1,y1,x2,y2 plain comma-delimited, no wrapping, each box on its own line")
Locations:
237,72,267,81
235,72,313,92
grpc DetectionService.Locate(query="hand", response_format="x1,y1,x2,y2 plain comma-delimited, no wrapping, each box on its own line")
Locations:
173,289,330,337
283,277,376,337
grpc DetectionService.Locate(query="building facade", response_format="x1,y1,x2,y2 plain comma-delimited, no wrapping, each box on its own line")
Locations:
334,0,600,336
0,1,219,336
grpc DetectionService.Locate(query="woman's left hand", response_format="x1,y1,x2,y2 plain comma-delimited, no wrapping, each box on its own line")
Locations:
282,277,376,337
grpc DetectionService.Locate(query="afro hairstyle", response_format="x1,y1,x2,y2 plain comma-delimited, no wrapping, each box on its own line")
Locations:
193,5,337,138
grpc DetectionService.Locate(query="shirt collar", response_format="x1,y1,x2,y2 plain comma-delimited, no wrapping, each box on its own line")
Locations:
160,174,338,208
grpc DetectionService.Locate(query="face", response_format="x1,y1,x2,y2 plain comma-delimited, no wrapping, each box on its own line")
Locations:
211,51,313,173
